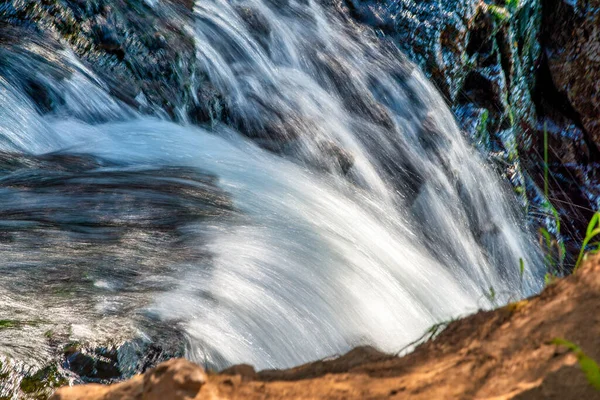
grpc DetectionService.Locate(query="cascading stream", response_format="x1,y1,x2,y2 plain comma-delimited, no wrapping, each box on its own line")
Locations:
0,0,542,378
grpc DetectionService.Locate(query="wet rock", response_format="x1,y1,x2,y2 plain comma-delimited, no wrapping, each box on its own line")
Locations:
516,0,600,251
62,334,186,384
235,5,272,39
189,82,230,126
0,0,216,122
543,0,600,151
343,0,541,199
0,153,225,397
64,344,121,382
343,0,600,263
20,365,68,399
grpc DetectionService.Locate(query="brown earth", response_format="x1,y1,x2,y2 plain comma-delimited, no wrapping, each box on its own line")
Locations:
50,256,600,399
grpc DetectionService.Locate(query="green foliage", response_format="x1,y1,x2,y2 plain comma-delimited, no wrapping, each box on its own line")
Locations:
0,320,19,330
506,0,520,11
552,338,600,390
544,272,557,286
539,122,565,277
519,258,525,279
539,227,555,266
544,122,549,200
488,4,511,22
477,109,489,137
574,212,600,272
486,286,497,304
489,0,518,23
0,319,43,330
396,319,455,356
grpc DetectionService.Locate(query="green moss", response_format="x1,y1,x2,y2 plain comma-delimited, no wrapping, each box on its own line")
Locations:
504,299,528,313
513,185,525,195
477,109,489,137
488,4,511,22
0,319,45,330
52,287,75,298
504,136,519,163
0,320,20,329
20,365,68,396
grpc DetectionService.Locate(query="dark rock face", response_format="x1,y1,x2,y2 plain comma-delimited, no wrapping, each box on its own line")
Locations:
344,0,600,265
535,0,600,238
543,0,600,149
0,0,225,123
344,0,541,206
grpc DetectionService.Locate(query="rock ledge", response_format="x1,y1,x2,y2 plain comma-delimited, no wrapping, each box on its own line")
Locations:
52,256,600,399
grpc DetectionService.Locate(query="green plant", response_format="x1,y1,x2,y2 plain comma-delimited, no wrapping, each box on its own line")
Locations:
486,286,497,304
519,258,525,279
489,0,519,22
552,338,600,390
0,320,19,330
488,4,511,22
544,272,557,286
506,0,520,11
539,122,565,276
544,122,549,200
396,320,454,356
574,212,600,272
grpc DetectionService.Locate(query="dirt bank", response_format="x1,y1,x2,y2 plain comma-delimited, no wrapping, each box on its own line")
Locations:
51,256,600,399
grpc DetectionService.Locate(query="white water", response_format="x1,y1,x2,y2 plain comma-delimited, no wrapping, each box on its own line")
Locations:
0,0,543,372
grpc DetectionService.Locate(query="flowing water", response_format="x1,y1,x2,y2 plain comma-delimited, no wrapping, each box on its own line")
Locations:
0,0,543,381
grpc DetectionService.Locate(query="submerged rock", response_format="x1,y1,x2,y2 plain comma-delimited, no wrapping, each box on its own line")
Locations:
0,152,233,397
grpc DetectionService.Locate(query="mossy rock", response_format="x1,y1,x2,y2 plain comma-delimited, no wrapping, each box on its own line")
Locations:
19,365,68,399
0,320,20,330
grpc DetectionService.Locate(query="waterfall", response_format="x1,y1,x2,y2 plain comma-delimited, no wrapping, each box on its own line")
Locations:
0,0,542,373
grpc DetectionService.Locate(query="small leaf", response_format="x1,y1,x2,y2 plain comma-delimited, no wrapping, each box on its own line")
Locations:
588,213,600,237
488,4,510,21
506,0,519,10
539,228,552,249
575,213,600,272
551,337,579,352
519,258,525,279
544,273,556,286
579,356,600,390
552,338,600,391
551,206,561,235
